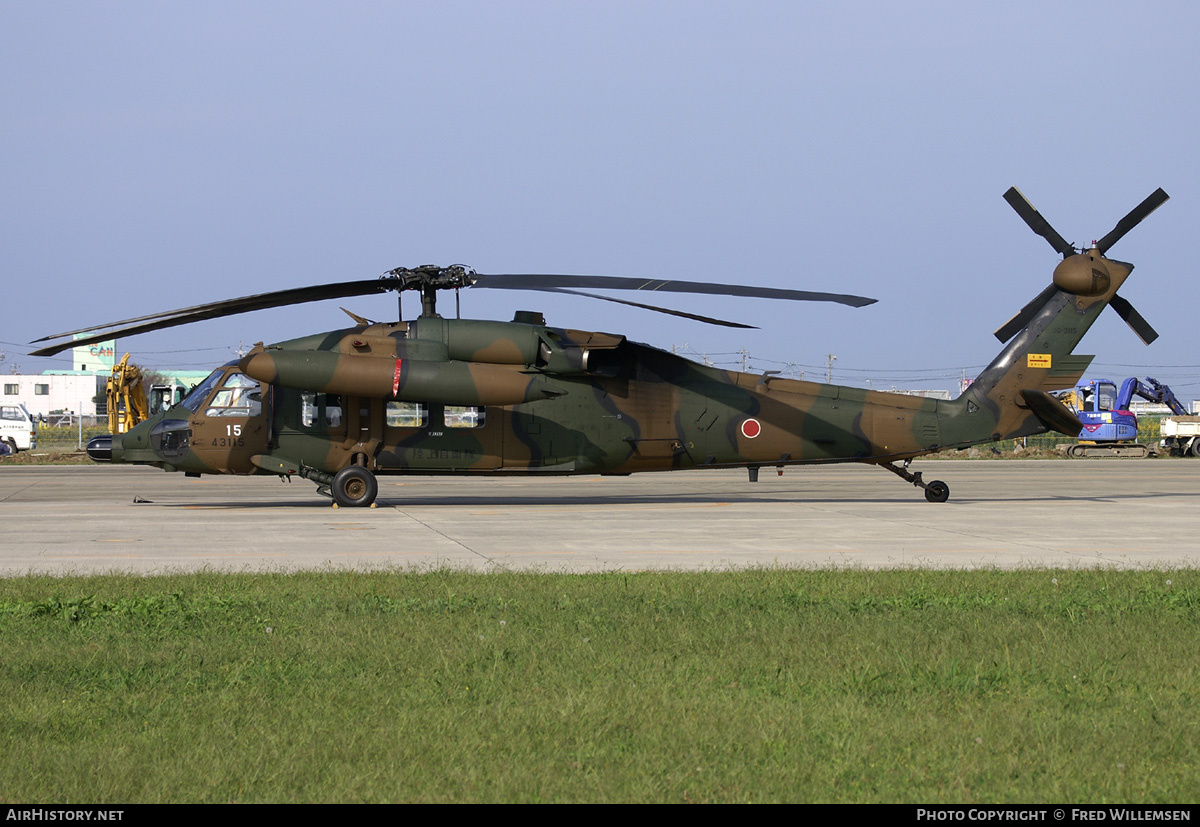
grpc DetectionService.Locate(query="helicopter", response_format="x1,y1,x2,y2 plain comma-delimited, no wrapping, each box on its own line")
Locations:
31,186,1169,507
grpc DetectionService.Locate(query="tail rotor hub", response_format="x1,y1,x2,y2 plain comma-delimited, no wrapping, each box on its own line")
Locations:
998,186,1168,346
1052,253,1111,296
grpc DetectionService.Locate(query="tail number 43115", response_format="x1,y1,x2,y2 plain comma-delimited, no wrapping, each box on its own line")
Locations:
211,424,245,448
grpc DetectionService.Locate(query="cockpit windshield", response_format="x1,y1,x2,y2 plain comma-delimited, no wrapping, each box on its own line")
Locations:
180,371,225,413
179,366,263,417
205,373,262,417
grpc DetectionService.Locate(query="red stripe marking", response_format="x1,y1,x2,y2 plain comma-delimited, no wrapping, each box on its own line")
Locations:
393,358,403,396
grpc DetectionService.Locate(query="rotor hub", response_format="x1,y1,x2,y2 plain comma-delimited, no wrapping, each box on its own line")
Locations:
380,264,477,291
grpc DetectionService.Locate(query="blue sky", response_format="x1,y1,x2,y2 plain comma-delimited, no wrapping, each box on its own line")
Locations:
3,1,1197,395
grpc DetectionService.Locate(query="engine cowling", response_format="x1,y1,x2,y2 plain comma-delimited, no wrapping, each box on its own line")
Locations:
239,349,564,406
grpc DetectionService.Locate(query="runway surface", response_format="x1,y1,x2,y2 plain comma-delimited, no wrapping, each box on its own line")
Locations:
1,460,1197,576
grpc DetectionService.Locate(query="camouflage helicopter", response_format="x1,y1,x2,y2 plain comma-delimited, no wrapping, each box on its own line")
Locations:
31,187,1168,507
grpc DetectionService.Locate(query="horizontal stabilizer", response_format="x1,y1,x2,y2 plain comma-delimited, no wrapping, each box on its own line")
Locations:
1019,389,1083,437
1039,354,1094,394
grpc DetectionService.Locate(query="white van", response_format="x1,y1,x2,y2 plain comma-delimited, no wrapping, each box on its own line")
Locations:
0,403,37,452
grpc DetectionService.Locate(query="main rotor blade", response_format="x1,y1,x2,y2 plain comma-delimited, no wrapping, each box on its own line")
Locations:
544,288,757,329
31,266,873,358
470,273,877,308
30,278,396,356
1003,187,1075,257
1109,294,1159,345
1094,188,1169,255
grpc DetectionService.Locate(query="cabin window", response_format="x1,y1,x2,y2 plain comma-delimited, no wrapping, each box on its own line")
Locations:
300,392,343,430
445,406,485,429
204,373,263,418
1,406,23,421
386,401,427,428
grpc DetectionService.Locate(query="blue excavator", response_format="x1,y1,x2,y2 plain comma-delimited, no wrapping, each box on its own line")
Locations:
1059,377,1188,457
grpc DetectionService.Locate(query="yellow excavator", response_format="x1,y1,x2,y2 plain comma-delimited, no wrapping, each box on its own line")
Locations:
106,354,187,433
106,353,148,434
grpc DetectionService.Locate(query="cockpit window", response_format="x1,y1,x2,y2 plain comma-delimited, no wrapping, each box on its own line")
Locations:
221,373,258,389
205,373,263,418
180,371,224,413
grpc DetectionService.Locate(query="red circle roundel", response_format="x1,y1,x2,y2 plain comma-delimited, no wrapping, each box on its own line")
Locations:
741,418,762,438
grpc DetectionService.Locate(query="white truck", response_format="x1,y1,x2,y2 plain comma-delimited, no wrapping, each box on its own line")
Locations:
1161,416,1200,457
0,402,37,453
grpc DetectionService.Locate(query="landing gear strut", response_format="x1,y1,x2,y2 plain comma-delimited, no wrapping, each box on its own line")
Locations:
878,459,950,503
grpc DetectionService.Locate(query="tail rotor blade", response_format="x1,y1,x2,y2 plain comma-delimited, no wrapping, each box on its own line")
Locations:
995,283,1060,342
1003,187,1075,257
1094,188,1169,255
1109,294,1159,345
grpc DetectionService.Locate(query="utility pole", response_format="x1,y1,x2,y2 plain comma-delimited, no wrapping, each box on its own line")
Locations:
826,353,837,383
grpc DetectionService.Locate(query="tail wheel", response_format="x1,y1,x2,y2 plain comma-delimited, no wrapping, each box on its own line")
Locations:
924,480,950,503
332,465,378,508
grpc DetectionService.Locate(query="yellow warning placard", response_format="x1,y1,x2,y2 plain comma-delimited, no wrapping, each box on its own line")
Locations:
1027,353,1052,369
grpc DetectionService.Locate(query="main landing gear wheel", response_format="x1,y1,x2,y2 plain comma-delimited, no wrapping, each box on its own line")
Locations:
332,465,378,508
924,480,950,503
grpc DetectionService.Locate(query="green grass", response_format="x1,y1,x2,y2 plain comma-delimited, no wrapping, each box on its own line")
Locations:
1,569,1197,803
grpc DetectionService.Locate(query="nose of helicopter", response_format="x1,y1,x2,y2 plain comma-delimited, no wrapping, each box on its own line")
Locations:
86,434,111,462
86,434,122,462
